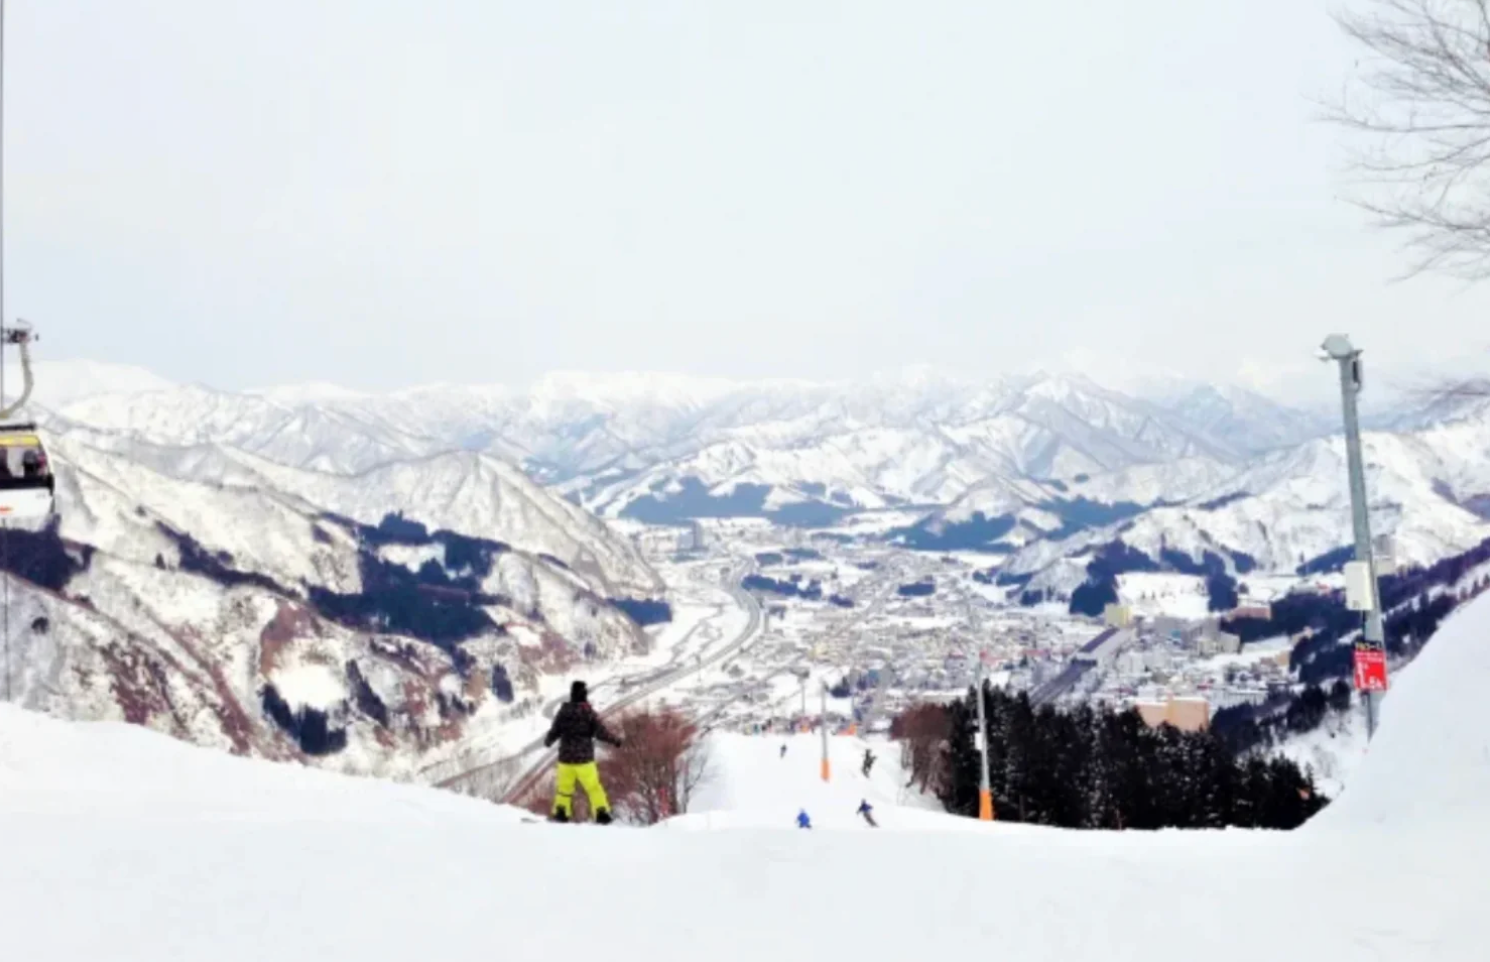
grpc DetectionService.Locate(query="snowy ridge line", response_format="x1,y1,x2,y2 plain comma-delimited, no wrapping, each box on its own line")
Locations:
6,430,661,779
38,359,1490,590
47,361,1334,511
46,427,662,596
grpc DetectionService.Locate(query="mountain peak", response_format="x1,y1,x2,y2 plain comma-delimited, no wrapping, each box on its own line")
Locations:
1018,370,1113,401
244,382,370,405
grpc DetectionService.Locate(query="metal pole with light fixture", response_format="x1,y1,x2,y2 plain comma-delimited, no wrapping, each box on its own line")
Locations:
1319,334,1388,739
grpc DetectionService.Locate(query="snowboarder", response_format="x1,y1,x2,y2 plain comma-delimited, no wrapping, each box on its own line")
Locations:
780,743,788,759
862,748,876,777
857,799,877,828
796,809,812,829
543,680,623,824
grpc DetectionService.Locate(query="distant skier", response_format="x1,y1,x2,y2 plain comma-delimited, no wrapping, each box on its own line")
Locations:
543,680,623,824
780,743,788,759
862,748,876,777
796,809,812,829
857,799,878,828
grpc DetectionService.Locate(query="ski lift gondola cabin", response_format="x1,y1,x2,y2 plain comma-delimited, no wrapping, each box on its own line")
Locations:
0,423,54,519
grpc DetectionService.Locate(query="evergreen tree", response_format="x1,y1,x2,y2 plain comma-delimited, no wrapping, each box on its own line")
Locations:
1286,685,1328,732
937,692,981,817
491,663,515,703
910,685,1330,831
1002,692,1038,822
1327,680,1352,713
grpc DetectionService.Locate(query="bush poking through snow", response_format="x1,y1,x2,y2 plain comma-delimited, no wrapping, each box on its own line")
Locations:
890,702,952,796
517,708,710,824
598,708,710,825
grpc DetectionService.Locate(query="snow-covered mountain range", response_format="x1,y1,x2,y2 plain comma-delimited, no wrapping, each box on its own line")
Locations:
994,417,1490,599
1,362,688,780
26,361,1490,572
2,424,658,780
40,365,1331,518
5,357,1489,776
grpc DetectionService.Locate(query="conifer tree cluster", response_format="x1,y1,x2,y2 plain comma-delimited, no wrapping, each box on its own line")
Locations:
1212,680,1354,756
905,686,1326,830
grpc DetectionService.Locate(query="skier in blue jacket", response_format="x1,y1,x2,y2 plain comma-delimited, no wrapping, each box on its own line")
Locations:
796,809,811,829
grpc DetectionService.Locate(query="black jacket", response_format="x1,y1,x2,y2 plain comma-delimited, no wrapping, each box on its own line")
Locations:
544,700,621,764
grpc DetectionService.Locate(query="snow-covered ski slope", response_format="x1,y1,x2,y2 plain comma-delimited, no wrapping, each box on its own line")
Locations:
0,701,523,826
1310,594,1490,834
672,731,959,830
4,594,1490,959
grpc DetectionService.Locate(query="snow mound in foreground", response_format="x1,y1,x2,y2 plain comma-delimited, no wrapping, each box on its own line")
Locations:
0,705,526,825
1311,591,1490,832
2,598,1489,960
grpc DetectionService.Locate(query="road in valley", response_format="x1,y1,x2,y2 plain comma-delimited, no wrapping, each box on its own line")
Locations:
434,562,763,804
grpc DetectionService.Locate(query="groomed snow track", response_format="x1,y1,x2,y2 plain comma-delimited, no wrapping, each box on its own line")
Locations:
3,591,1489,960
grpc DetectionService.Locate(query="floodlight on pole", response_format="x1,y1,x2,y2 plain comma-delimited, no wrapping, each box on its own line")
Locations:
1318,333,1388,739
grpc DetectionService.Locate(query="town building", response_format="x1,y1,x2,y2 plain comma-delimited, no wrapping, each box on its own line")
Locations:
1073,627,1136,668
1134,696,1211,731
1149,615,1187,643
1229,602,1272,621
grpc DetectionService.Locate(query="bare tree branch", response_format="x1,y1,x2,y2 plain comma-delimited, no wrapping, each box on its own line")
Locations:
891,702,951,796
1326,1,1490,278
599,708,710,824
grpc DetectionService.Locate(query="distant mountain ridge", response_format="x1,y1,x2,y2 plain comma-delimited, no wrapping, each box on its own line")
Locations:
29,359,1490,579
0,429,657,781
37,362,1336,519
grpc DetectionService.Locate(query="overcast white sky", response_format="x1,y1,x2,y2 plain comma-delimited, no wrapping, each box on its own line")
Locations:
5,0,1488,402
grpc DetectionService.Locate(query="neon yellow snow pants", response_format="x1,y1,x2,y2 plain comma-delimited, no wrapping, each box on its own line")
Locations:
553,762,609,817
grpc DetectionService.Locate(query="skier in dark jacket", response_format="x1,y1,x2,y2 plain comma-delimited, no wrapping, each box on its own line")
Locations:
862,748,876,777
544,680,622,823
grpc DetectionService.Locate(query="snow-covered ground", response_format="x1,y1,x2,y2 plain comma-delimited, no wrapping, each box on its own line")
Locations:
681,732,945,827
1207,635,1294,670
0,702,524,825
1310,593,1490,835
1117,571,1211,619
4,591,1489,960
1278,709,1369,798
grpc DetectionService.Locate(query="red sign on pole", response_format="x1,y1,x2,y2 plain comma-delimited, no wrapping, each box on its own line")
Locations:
1353,647,1388,692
